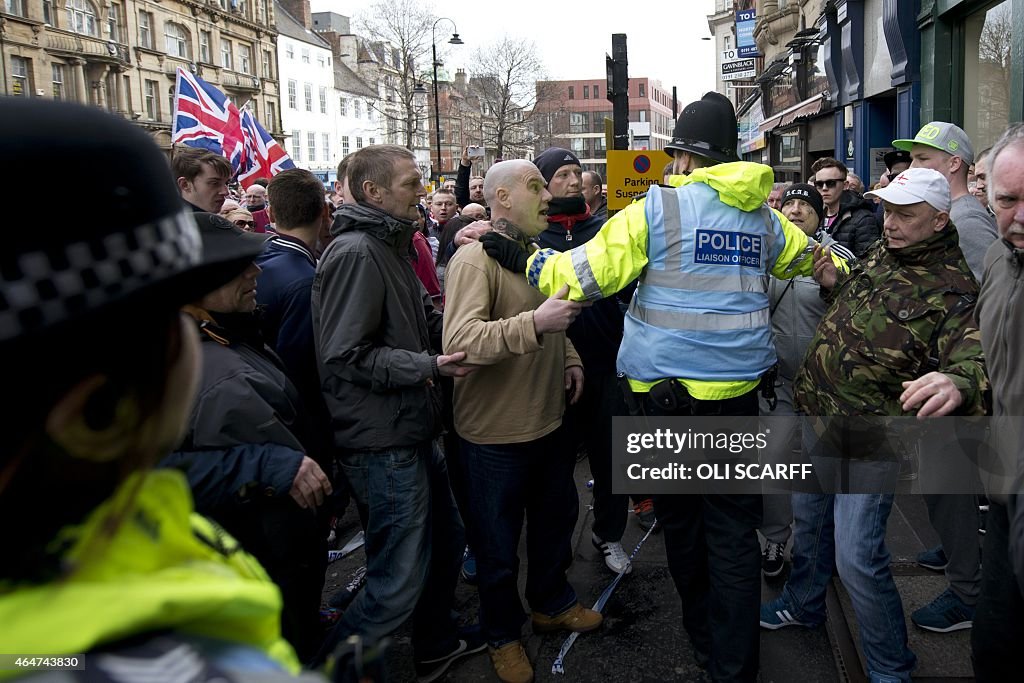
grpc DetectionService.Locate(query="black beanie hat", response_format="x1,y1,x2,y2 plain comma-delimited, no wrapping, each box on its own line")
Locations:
780,183,825,224
533,147,581,184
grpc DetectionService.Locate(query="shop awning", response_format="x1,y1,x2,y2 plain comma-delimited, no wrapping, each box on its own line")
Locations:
759,93,828,133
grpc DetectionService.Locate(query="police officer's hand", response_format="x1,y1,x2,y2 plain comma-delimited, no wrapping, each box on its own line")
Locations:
290,456,333,510
534,285,585,335
812,244,838,289
565,365,585,405
900,372,964,418
481,232,529,273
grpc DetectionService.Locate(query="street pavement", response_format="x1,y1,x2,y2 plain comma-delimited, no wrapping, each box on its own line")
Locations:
323,460,979,681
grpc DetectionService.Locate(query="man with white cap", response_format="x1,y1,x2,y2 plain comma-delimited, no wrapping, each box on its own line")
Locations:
760,167,987,683
893,121,998,280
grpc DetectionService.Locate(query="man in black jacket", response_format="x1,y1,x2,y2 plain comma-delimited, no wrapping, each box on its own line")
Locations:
164,213,333,662
312,145,483,680
810,157,880,257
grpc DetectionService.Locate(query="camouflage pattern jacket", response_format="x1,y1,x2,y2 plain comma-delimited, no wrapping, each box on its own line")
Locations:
795,225,988,417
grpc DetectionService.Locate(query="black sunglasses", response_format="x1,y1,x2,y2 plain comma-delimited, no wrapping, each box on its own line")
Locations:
813,179,842,189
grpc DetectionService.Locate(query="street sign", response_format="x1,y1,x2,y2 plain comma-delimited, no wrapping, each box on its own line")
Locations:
607,149,672,210
722,58,756,81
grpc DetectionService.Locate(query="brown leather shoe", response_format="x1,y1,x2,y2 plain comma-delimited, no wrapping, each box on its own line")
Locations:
489,641,533,683
531,602,603,634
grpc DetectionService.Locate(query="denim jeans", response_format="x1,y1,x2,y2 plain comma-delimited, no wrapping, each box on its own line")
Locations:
782,451,916,682
315,442,464,664
459,429,579,646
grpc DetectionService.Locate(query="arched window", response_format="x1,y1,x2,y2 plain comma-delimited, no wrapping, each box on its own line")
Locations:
164,23,190,59
67,0,98,37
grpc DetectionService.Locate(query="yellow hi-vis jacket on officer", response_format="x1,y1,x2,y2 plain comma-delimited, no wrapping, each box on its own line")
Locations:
524,161,849,401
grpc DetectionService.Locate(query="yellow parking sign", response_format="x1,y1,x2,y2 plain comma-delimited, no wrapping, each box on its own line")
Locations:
606,150,672,210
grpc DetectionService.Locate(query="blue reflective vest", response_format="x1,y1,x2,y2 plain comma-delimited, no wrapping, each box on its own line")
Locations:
617,184,787,382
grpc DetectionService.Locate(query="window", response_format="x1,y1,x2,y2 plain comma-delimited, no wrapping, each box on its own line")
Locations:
301,48,310,64
583,85,590,99
52,64,66,100
724,35,731,51
369,137,375,145
319,87,327,114
594,84,600,99
68,0,98,37
139,11,153,49
342,136,350,156
4,0,24,15
11,56,29,97
238,44,252,74
145,79,159,119
262,49,272,79
354,100,361,119
571,137,585,153
107,2,123,42
570,112,587,134
356,137,363,149
44,0,53,23
287,80,297,109
322,133,330,162
568,85,575,99
964,0,1016,151
164,23,189,59
304,83,312,112
638,82,646,97
286,43,294,59
267,101,277,132
308,132,316,162
199,30,211,63
339,97,348,116
318,54,325,68
367,106,374,121
221,39,232,70
291,130,301,162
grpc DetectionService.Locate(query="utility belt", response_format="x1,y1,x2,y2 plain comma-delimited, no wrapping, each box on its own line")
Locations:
617,365,778,416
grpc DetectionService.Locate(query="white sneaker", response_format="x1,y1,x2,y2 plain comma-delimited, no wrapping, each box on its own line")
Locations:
592,534,632,574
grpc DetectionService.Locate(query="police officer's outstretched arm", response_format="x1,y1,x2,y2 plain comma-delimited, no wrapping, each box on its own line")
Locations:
770,210,850,282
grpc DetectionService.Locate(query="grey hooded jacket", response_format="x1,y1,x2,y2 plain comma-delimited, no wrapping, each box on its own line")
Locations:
313,203,444,451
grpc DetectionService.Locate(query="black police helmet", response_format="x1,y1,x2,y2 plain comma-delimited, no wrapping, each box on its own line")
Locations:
664,92,739,164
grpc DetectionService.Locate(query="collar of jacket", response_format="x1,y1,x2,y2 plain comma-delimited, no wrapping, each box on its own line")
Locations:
671,161,774,212
998,237,1024,269
884,223,962,266
330,202,416,250
266,232,316,266
182,305,264,347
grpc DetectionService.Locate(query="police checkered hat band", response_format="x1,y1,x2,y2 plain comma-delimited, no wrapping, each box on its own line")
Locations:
0,209,201,344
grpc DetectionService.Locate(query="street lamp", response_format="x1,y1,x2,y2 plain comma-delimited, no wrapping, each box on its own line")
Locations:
432,17,463,180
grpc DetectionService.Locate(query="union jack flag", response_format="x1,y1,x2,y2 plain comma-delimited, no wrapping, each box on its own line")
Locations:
171,68,245,172
238,107,296,189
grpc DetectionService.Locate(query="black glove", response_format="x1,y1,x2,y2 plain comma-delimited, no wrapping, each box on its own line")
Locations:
481,233,529,273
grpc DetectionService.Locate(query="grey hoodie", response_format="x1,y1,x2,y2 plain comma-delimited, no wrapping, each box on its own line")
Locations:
312,203,444,451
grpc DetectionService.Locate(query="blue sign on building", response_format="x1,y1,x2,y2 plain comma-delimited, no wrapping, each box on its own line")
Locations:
735,8,759,58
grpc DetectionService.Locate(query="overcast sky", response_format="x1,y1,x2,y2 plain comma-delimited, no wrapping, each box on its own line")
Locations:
309,0,717,103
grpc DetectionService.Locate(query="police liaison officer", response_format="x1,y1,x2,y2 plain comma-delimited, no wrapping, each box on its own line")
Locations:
482,92,848,682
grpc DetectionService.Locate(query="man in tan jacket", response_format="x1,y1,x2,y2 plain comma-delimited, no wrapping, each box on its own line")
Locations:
443,159,602,683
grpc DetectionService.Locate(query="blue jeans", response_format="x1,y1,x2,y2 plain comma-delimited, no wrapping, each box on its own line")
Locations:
783,452,916,682
315,442,464,664
460,429,579,646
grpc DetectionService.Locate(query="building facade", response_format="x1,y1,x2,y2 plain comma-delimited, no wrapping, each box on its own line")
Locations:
2,0,282,152
533,77,677,177
275,0,335,183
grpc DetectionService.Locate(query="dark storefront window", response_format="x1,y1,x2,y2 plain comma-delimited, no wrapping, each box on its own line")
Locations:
963,0,1015,151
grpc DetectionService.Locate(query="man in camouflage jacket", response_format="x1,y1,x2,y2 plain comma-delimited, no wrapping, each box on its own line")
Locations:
762,169,987,683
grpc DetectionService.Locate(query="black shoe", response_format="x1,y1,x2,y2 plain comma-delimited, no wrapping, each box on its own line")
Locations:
415,631,487,683
762,540,785,578
633,498,658,532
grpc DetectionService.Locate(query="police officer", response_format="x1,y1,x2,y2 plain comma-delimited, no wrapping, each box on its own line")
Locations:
482,92,847,682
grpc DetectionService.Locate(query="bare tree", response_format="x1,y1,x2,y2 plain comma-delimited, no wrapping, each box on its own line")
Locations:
469,37,555,159
357,0,435,150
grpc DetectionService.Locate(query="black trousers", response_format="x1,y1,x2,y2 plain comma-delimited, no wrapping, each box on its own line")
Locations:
971,501,1024,681
638,387,762,683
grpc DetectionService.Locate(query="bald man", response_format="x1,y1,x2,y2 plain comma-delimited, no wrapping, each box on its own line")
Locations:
443,159,601,682
461,203,488,222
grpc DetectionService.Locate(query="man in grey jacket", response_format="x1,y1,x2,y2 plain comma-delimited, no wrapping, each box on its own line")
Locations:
311,144,482,680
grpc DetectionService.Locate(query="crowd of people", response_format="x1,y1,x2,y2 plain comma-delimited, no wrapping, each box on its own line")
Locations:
2,90,1023,683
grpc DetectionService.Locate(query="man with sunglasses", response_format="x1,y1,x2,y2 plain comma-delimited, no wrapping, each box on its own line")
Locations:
810,157,880,257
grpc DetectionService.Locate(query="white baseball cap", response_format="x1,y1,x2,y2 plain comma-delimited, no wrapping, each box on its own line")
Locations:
865,167,951,213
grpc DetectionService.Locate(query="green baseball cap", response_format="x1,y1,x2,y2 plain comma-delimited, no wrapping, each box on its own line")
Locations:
892,121,975,165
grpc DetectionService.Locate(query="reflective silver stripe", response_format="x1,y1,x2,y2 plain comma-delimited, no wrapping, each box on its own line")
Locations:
628,298,770,331
641,268,768,293
660,186,684,272
760,206,777,254
571,245,603,300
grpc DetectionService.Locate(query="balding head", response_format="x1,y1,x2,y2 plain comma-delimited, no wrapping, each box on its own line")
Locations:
461,202,487,221
484,160,552,237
